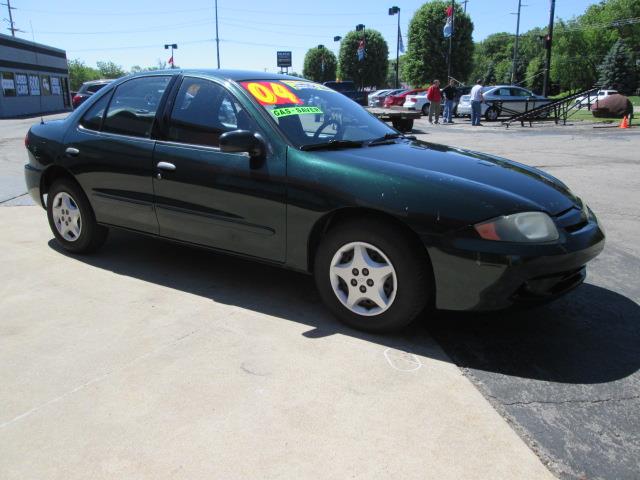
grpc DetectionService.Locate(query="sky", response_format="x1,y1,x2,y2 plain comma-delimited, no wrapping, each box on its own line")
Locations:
5,0,598,73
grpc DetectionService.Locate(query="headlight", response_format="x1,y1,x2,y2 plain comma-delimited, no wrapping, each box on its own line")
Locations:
474,212,559,242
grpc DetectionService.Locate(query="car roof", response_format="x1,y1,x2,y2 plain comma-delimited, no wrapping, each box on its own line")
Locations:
82,79,114,85
130,69,304,82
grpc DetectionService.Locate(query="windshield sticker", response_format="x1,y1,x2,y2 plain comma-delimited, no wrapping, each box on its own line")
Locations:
272,106,323,118
240,81,302,106
281,80,333,92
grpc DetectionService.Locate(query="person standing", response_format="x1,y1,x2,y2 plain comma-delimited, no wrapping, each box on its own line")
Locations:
470,79,484,126
426,80,442,124
442,79,456,124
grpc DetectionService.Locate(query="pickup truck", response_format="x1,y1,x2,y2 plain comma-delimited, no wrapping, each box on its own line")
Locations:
323,81,367,105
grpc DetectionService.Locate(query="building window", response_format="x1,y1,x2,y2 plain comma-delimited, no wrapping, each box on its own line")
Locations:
51,77,62,95
15,74,29,96
28,75,40,95
1,72,17,97
41,76,51,96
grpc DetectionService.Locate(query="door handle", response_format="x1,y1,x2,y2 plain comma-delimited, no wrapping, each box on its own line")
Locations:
65,147,79,157
157,161,176,171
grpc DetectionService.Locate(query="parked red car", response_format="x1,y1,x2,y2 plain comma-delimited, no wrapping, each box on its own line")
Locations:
383,88,428,107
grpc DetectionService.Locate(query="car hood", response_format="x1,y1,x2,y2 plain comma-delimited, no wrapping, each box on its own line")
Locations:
316,139,578,217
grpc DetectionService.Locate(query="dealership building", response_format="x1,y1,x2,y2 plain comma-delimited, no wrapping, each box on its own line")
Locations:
0,33,71,118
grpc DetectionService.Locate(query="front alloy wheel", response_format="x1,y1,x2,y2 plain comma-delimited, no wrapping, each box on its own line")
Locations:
329,242,397,316
314,218,432,332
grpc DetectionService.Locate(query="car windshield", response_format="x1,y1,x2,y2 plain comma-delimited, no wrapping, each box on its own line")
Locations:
240,79,395,149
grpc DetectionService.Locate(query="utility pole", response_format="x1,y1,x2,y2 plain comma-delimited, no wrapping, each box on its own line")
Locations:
462,0,468,13
215,0,220,68
510,0,526,85
2,0,17,36
542,0,555,97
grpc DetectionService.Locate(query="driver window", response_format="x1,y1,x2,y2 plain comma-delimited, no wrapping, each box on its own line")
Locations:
168,77,252,147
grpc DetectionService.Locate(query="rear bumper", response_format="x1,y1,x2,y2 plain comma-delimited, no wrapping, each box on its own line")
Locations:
24,163,44,207
426,218,606,311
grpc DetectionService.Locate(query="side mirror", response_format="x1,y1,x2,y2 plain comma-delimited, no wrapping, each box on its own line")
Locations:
219,130,265,159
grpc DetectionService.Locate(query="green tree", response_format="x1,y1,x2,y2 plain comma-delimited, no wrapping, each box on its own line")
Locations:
67,59,101,91
597,38,637,94
303,47,337,82
338,29,389,88
403,1,474,86
96,61,126,79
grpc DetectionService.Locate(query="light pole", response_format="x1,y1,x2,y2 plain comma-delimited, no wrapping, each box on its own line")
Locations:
388,6,400,88
333,35,342,56
446,0,455,81
164,43,178,68
355,24,366,89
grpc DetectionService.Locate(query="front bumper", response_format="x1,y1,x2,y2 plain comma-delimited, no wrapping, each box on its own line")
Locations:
426,213,606,311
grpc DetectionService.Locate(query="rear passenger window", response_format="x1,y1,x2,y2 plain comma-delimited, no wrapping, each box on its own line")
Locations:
168,77,253,147
102,76,170,138
79,92,111,131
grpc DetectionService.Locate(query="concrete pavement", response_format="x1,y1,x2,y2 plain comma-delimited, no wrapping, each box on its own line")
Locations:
0,207,554,479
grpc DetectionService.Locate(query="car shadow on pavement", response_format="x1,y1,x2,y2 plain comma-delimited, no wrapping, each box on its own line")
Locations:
48,229,640,384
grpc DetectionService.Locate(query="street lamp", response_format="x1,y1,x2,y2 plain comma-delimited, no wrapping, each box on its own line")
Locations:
164,43,178,69
355,24,366,89
388,6,401,88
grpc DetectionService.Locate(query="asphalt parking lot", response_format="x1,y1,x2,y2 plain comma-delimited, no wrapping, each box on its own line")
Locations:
1,113,639,479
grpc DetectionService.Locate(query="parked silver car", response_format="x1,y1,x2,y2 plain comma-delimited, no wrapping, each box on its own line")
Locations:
458,85,550,121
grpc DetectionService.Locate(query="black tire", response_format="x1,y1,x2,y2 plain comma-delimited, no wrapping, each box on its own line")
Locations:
46,178,108,253
421,103,429,116
485,106,499,122
314,217,432,332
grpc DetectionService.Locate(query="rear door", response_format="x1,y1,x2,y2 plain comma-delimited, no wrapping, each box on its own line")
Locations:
64,75,173,233
152,76,286,262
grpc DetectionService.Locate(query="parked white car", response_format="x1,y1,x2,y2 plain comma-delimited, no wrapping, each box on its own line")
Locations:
457,85,550,121
403,94,430,114
574,89,619,108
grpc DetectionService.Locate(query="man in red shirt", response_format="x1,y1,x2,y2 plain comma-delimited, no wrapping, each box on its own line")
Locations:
426,79,442,124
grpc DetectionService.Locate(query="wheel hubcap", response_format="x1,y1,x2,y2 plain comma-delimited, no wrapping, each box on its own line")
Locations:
52,192,82,242
329,241,397,316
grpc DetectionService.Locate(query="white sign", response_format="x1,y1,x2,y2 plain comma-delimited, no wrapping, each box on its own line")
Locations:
15,74,29,96
51,77,61,95
1,78,15,90
29,75,40,95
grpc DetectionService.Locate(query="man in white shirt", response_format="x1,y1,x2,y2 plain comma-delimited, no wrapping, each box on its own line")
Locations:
470,79,484,126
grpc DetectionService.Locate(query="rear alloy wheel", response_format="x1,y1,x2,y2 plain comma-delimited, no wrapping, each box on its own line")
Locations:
47,178,108,253
314,218,432,332
485,106,499,122
421,103,429,116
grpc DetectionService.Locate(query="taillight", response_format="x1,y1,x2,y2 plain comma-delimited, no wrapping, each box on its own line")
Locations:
407,96,415,102
72,94,81,106
24,132,30,149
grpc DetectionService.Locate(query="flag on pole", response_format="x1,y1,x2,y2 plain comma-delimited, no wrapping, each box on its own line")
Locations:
357,38,366,61
398,25,405,53
168,55,174,66
443,5,454,38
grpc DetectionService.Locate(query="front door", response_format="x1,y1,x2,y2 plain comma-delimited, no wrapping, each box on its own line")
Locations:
152,76,286,262
64,75,172,234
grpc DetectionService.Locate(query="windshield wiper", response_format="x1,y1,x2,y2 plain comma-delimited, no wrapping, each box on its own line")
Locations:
299,139,364,151
367,132,416,146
